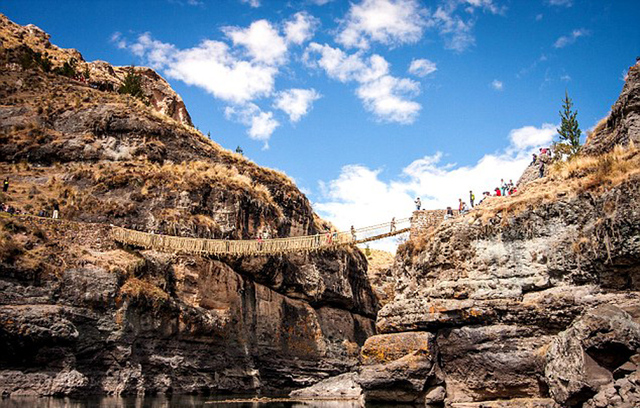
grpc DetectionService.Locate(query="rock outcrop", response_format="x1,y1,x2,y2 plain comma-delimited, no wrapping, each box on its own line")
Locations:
292,62,640,406
0,14,378,397
0,13,192,126
583,60,640,155
545,304,640,407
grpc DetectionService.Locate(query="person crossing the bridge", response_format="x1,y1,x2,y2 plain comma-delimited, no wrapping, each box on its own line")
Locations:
415,197,422,210
351,225,356,241
390,217,396,232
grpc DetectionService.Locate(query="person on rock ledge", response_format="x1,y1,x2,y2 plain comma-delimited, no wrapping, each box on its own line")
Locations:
415,197,422,210
444,207,454,220
469,190,475,207
2,178,8,193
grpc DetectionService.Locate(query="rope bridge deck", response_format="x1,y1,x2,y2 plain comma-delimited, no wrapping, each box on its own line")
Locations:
111,218,411,257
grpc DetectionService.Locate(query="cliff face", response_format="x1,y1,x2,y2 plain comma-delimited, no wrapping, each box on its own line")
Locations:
315,62,640,407
0,14,192,127
0,14,377,397
583,63,640,155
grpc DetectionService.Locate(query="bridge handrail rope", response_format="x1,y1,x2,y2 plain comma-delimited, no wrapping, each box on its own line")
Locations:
110,217,413,256
6,211,446,257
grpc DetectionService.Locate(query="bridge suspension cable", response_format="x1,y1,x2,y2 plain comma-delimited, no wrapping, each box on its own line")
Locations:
111,217,411,257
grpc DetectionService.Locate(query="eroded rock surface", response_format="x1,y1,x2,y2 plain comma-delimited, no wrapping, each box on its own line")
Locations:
316,62,640,407
0,14,378,397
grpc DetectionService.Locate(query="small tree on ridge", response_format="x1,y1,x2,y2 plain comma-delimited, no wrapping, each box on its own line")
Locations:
118,66,144,99
555,91,582,158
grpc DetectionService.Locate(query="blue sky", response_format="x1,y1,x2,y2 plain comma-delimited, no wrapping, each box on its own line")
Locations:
3,0,639,249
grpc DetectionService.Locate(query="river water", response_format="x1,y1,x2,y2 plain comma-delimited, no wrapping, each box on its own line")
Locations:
0,396,405,408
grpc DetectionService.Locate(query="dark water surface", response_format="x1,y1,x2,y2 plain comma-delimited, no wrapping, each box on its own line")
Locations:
0,396,405,408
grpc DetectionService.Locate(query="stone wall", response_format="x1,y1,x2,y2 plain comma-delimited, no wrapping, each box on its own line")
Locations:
410,210,458,240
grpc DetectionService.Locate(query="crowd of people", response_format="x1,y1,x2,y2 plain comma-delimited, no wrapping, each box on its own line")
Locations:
410,146,553,219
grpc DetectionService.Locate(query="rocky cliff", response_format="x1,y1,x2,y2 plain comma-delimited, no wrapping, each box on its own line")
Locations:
294,62,640,407
0,14,378,397
0,14,192,127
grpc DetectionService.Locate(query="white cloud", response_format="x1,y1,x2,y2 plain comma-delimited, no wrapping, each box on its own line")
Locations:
304,43,421,123
547,0,572,7
304,43,386,82
121,21,297,145
336,0,428,49
240,0,261,7
408,58,437,77
491,79,503,91
224,20,288,65
430,0,504,52
315,123,556,251
554,28,589,48
284,12,319,45
225,104,279,147
508,123,556,150
274,88,322,122
110,32,128,49
122,33,277,104
356,76,421,123
170,40,277,104
310,0,334,4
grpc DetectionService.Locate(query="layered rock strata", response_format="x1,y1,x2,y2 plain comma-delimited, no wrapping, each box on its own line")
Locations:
0,15,378,396
293,62,640,407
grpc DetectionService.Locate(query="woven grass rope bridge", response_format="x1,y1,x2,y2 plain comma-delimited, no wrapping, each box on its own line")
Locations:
111,218,413,256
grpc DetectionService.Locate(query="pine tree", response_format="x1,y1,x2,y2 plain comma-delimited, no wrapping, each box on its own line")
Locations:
118,66,144,99
556,91,582,158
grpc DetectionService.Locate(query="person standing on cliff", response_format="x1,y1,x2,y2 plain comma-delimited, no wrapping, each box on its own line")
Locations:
350,225,357,241
415,197,422,210
469,190,475,207
52,202,60,219
390,217,396,232
2,178,8,193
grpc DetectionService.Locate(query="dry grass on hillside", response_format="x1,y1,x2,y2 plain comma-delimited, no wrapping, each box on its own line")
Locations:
119,276,169,305
366,249,395,272
473,142,640,222
399,143,639,257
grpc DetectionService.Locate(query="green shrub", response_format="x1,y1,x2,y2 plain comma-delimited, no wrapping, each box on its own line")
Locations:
118,67,144,99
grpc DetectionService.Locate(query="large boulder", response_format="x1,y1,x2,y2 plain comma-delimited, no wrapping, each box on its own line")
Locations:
545,304,640,407
289,372,362,400
438,325,551,403
358,332,437,403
